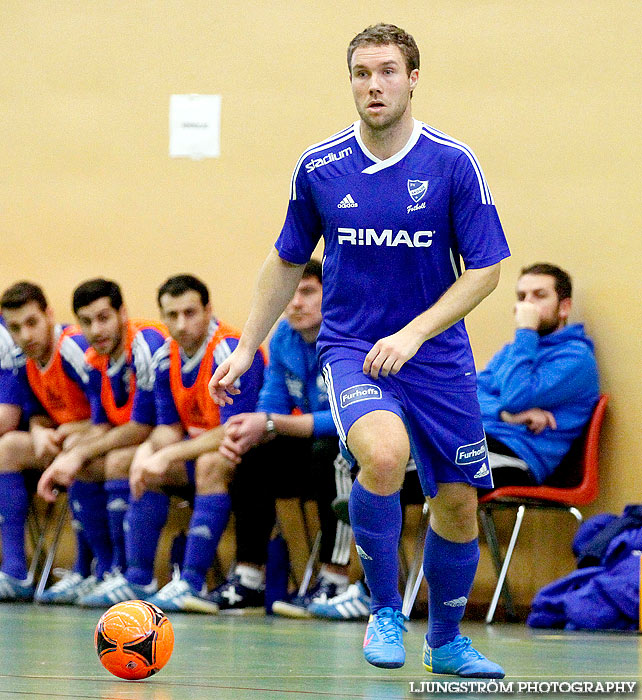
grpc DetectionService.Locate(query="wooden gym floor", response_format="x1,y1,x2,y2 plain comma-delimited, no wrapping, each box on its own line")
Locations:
0,604,639,699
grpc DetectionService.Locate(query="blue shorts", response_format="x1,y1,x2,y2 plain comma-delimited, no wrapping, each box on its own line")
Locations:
320,347,493,497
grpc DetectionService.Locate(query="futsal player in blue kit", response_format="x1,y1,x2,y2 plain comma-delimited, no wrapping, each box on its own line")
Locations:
210,24,509,677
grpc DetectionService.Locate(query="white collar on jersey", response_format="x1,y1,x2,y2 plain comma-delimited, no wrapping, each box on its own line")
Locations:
354,118,423,175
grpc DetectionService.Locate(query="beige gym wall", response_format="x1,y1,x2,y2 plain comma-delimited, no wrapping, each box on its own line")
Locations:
1,1,640,607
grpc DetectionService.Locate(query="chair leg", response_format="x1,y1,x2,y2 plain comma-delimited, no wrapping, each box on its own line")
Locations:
402,502,429,618
479,507,517,621
297,530,321,597
34,499,69,600
485,504,525,624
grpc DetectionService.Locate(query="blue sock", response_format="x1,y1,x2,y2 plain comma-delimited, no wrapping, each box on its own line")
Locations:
68,481,113,580
124,491,169,586
182,493,231,592
0,473,29,580
424,528,480,648
348,480,402,613
72,526,95,578
105,479,130,572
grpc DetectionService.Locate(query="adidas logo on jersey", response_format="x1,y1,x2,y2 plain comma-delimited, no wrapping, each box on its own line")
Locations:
337,194,358,208
474,463,490,479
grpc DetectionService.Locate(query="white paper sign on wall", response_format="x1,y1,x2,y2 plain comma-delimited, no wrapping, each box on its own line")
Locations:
169,94,221,159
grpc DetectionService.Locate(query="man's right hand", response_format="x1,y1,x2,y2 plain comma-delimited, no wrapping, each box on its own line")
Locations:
129,451,171,501
208,347,254,406
500,408,557,434
37,448,86,502
514,301,540,330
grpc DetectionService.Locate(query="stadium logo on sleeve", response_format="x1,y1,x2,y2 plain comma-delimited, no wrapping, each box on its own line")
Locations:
340,384,382,408
407,179,429,203
455,439,487,465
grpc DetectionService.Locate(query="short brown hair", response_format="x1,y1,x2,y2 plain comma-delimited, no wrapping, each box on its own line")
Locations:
347,23,420,76
0,281,48,312
520,263,573,301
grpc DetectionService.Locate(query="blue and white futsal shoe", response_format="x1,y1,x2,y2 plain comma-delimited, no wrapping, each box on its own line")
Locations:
272,577,345,619
148,573,218,614
77,571,157,608
308,581,371,621
423,635,505,678
362,607,407,668
37,571,98,605
0,571,34,602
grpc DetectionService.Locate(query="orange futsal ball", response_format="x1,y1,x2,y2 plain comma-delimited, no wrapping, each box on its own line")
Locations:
94,600,174,680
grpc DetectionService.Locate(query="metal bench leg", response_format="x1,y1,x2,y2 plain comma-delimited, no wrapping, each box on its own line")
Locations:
485,504,525,624
402,502,429,618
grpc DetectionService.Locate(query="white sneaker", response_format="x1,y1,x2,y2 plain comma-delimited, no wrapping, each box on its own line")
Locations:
308,581,371,620
0,571,34,602
77,571,157,608
37,571,99,605
148,574,218,614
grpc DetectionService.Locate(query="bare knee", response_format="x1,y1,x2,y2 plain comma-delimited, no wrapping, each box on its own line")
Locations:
429,483,478,541
195,452,235,494
0,431,35,473
348,413,409,495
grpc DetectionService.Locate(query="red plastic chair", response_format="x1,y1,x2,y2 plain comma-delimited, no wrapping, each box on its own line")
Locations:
478,394,609,623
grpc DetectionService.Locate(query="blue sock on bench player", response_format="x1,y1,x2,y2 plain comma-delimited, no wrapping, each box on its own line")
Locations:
181,493,231,592
0,472,29,580
124,490,169,585
68,481,113,580
105,478,130,573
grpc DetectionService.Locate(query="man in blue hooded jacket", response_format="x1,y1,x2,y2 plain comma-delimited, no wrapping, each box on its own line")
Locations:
478,263,599,486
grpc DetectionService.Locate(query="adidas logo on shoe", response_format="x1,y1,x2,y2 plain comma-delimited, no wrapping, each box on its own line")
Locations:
474,463,489,478
337,194,358,208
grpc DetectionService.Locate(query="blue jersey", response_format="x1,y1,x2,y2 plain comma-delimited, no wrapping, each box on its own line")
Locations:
276,119,510,386
0,315,26,408
257,319,335,437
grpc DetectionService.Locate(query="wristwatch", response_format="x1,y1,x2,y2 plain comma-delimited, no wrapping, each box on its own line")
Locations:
265,413,277,436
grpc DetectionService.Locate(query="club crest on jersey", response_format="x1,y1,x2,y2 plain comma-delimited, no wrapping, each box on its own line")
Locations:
407,179,429,203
